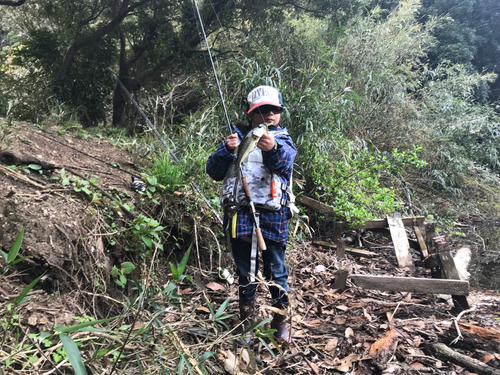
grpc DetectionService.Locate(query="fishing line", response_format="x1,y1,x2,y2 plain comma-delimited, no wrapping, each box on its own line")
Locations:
110,71,223,225
192,0,233,135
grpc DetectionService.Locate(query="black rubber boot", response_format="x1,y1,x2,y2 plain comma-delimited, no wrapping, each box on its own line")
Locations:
236,299,255,345
271,305,291,343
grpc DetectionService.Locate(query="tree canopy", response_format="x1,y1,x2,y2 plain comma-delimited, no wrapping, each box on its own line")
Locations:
1,0,500,221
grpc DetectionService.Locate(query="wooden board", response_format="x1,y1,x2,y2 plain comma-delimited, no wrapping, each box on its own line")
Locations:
413,225,429,258
350,275,470,296
296,196,334,213
296,196,425,230
313,241,378,258
387,213,414,268
353,216,425,230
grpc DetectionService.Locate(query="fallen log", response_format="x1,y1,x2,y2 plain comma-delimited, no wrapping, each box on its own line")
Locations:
427,343,500,375
349,275,469,295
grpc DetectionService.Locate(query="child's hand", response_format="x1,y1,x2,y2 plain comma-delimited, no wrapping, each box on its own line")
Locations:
257,133,275,152
225,133,239,150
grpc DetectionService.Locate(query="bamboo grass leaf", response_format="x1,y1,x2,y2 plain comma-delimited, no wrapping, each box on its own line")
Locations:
59,333,87,375
8,228,25,264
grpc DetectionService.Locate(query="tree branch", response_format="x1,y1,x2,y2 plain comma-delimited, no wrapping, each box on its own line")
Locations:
54,0,153,85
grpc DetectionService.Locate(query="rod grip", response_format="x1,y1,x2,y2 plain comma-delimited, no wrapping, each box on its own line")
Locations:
255,228,267,251
241,176,252,198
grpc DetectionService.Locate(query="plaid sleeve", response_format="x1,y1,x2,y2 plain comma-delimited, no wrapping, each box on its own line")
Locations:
262,133,297,179
206,141,235,181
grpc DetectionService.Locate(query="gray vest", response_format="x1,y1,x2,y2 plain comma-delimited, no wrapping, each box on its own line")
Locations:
221,130,298,213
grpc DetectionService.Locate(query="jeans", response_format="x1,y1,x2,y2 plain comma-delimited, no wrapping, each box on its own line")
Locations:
231,237,289,306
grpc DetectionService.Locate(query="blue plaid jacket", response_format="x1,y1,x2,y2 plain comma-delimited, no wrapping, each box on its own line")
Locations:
206,123,297,246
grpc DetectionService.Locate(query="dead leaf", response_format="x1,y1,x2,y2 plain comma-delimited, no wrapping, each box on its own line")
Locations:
363,308,372,322
334,316,347,325
304,361,317,374
39,316,48,325
179,288,192,295
197,306,211,313
132,321,143,330
206,282,225,291
102,355,112,368
261,305,287,315
348,302,363,308
386,311,394,325
336,305,349,311
345,327,354,338
483,354,494,364
325,337,338,351
28,315,37,326
458,322,500,343
410,362,424,369
335,353,361,372
304,319,322,327
369,328,399,356
434,323,443,334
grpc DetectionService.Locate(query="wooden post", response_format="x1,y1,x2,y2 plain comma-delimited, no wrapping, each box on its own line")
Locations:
434,237,470,312
333,222,348,290
425,222,436,254
413,216,428,258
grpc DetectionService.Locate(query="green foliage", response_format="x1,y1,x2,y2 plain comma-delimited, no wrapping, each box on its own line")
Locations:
112,262,136,288
303,141,426,222
59,334,87,375
162,246,193,305
128,214,165,256
148,151,187,192
1,228,29,274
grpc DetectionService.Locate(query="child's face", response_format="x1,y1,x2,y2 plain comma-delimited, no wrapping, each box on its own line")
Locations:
246,106,282,127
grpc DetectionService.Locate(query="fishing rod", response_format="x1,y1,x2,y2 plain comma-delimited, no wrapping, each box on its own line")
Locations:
192,1,269,252
110,71,223,225
192,0,233,135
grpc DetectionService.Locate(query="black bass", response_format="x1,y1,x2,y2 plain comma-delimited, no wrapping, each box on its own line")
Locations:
230,124,268,178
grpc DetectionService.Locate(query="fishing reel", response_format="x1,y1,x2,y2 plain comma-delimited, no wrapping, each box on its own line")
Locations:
130,176,146,192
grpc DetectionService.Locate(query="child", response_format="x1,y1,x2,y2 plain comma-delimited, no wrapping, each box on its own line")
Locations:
206,85,297,342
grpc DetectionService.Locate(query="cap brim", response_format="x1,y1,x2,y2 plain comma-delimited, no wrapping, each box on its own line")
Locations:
247,102,283,114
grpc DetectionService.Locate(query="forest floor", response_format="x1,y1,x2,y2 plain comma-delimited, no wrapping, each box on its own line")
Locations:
0,120,499,375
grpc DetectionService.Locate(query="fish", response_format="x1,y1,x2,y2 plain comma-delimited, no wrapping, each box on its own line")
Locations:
230,123,268,178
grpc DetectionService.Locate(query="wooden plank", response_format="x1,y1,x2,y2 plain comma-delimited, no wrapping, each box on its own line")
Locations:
434,238,470,312
387,213,414,268
313,241,378,258
296,196,334,213
349,275,469,296
295,196,426,231
439,250,461,280
413,225,429,258
353,216,425,230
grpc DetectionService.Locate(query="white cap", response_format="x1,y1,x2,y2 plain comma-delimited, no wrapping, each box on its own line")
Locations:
247,85,284,114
